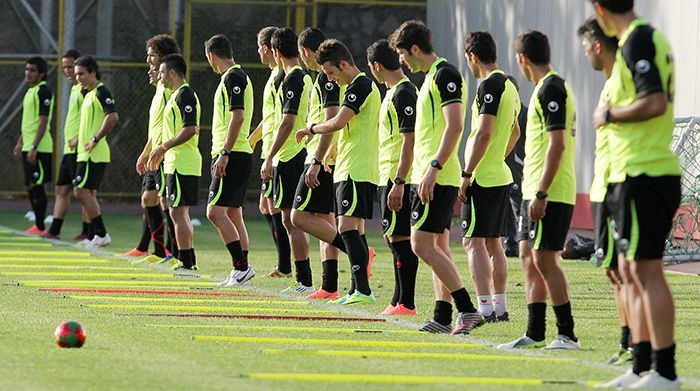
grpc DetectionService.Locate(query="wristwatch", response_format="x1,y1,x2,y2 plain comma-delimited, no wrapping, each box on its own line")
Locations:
91,136,98,143
394,177,406,185
430,159,443,170
310,157,322,166
309,124,317,134
30,144,37,151
219,149,231,157
603,108,612,123
535,191,549,200
461,171,472,178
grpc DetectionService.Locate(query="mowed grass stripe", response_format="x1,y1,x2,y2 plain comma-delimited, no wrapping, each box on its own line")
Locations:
262,349,567,362
20,280,218,287
37,288,274,298
1,264,148,271
0,258,121,264
0,251,92,257
142,313,387,322
147,324,421,334
194,335,481,348
87,304,338,314
2,271,212,279
68,295,309,305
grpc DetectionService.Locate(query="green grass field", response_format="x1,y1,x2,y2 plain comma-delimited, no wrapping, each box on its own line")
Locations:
0,210,698,390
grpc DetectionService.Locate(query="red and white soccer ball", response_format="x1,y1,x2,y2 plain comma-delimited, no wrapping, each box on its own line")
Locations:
54,321,87,348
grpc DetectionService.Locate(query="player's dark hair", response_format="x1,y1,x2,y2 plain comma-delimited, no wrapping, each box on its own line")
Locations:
514,30,550,66
205,34,233,59
464,31,497,64
389,20,433,54
258,26,277,49
74,56,100,79
146,34,180,58
26,56,48,80
590,0,634,14
161,54,187,77
505,75,520,92
271,27,299,59
577,16,618,52
62,49,81,60
316,39,355,68
298,27,325,52
367,39,400,71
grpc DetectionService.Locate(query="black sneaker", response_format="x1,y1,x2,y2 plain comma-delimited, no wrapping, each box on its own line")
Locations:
497,311,510,322
417,319,452,334
483,312,498,323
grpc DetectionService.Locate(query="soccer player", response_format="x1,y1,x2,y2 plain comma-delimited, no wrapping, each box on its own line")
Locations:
503,75,527,258
389,20,481,334
290,27,344,300
204,33,256,286
591,0,681,387
460,31,520,323
366,39,419,315
497,31,579,349
249,27,292,278
44,50,88,240
259,27,314,293
73,56,119,247
147,54,201,271
128,34,180,261
14,56,54,235
296,38,380,305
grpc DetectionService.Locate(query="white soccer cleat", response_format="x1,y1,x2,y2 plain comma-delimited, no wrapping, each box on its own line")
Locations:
628,370,680,389
281,282,315,294
594,369,643,388
496,334,544,350
544,335,581,350
86,233,111,248
222,267,256,287
76,238,92,247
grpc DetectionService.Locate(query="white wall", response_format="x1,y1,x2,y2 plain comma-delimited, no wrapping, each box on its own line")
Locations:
428,0,700,193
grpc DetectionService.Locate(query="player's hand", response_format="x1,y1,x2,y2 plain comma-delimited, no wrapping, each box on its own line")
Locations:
387,183,405,212
12,143,22,158
213,155,228,178
136,154,148,176
84,140,97,152
260,158,273,181
295,128,313,144
147,146,165,172
27,149,37,165
305,163,321,188
458,177,470,203
593,102,610,128
68,137,78,149
529,197,547,221
323,144,337,173
418,168,438,204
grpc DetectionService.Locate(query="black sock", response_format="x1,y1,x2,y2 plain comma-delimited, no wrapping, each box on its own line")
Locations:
92,215,107,237
294,258,312,287
226,240,248,270
263,213,276,244
387,242,400,306
341,230,370,295
392,240,418,310
654,343,677,381
331,233,347,253
81,221,89,236
29,186,47,230
136,212,150,251
271,212,291,274
632,341,652,375
146,206,165,257
321,259,338,292
526,302,547,342
243,250,249,259
552,302,577,342
450,288,477,313
87,221,95,240
163,209,178,256
48,218,64,236
178,248,195,268
433,300,453,326
620,326,631,350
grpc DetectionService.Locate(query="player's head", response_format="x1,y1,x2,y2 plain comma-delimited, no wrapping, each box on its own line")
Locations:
298,27,325,70
159,54,187,89
61,49,81,82
257,26,278,66
146,34,180,68
389,20,433,73
590,0,634,37
271,27,299,60
204,34,233,73
316,39,355,85
514,30,550,82
464,31,497,78
74,56,100,88
25,56,47,84
366,39,400,84
578,16,618,71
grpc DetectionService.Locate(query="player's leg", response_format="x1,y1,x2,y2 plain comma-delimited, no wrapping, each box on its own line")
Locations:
487,238,509,321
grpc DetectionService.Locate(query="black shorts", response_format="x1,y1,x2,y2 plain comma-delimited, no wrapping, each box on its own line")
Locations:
56,153,77,186
517,200,573,251
142,170,159,193
334,178,377,219
461,181,510,238
166,171,199,207
22,152,52,186
593,201,617,268
208,152,252,208
273,150,306,209
605,175,681,261
410,184,457,234
293,164,335,214
74,160,107,190
379,181,412,237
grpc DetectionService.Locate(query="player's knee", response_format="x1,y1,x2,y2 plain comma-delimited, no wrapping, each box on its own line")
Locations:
55,186,69,198
206,207,222,224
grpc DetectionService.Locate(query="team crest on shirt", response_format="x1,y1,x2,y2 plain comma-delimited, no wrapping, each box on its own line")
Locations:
635,59,651,74
341,200,349,207
286,90,294,99
547,101,559,112
411,211,419,220
381,219,389,227
404,106,414,116
446,82,457,93
43,99,51,106
347,94,357,102
184,105,193,113
325,82,334,91
232,86,241,94
483,94,493,104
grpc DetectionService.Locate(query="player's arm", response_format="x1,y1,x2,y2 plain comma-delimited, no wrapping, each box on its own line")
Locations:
305,105,340,188
86,87,119,152
313,78,342,163
26,86,53,163
164,89,199,148
430,102,463,168
222,73,248,152
388,88,417,211
261,74,303,180
13,134,22,157
505,119,520,158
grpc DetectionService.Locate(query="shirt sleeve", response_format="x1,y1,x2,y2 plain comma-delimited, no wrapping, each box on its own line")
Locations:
537,79,567,131
37,85,53,116
477,76,505,116
224,72,247,111
392,87,417,133
342,78,372,114
281,72,305,115
622,28,664,99
434,66,463,106
176,88,198,127
320,72,340,108
96,86,117,115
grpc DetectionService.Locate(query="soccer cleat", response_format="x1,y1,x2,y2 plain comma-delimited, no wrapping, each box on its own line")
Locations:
24,225,46,235
628,370,680,389
496,311,510,322
496,335,545,350
452,312,485,335
544,335,581,350
385,304,417,316
418,319,453,334
606,348,632,365
76,238,92,247
594,369,643,388
281,282,315,294
173,264,198,272
380,304,397,315
41,232,60,240
306,289,339,300
72,233,88,241
341,291,375,305
123,248,149,258
86,234,111,248
160,255,180,267
367,246,375,278
139,255,166,264
483,311,497,323
221,267,256,287
329,294,351,305
614,349,633,366
267,268,293,278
